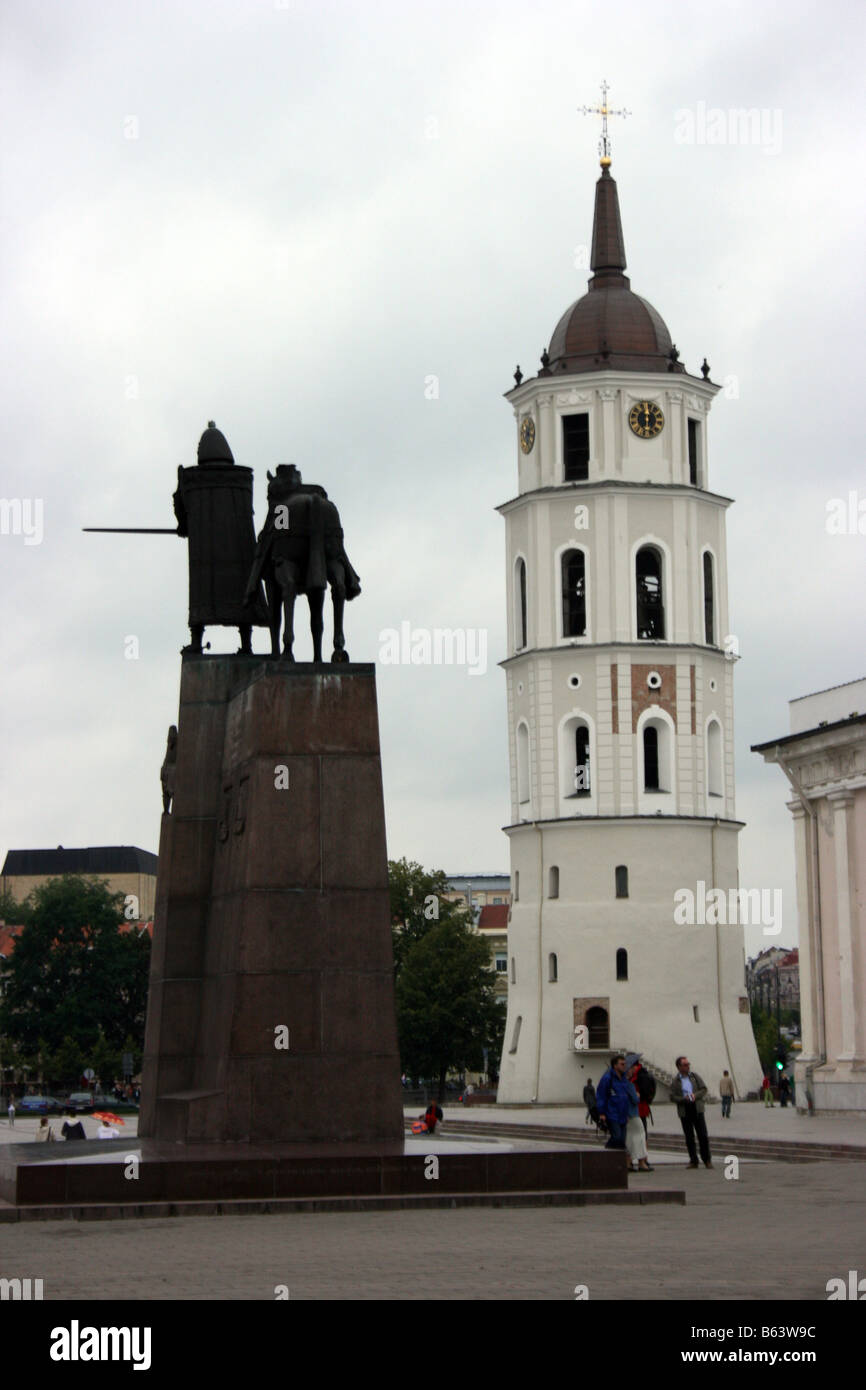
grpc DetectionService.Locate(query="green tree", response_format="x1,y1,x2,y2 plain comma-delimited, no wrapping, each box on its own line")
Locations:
0,875,151,1056
751,1003,779,1072
388,857,472,975
90,1029,120,1091
395,918,503,1100
0,887,31,927
49,1035,86,1089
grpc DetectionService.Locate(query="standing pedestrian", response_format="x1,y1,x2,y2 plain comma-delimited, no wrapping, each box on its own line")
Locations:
61,1110,87,1141
719,1070,734,1118
595,1055,630,1150
625,1060,653,1171
670,1056,713,1169
628,1054,656,1137
582,1079,597,1126
7,1098,14,1127
762,1074,775,1107
778,1074,790,1108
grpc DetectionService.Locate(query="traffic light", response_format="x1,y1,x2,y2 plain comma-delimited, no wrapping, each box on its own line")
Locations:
775,1043,787,1071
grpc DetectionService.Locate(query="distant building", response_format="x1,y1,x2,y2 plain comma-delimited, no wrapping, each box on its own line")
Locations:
443,874,512,915
747,946,800,1012
477,904,510,1001
1,846,158,923
444,875,512,1007
753,677,866,1113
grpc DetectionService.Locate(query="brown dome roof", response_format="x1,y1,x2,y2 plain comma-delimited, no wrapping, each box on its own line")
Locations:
548,287,676,374
543,167,683,377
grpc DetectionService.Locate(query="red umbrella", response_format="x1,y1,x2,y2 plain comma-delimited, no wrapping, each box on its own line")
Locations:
93,1111,125,1126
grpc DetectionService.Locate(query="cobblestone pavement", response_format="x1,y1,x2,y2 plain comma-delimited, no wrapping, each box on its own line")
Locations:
2,1159,863,1300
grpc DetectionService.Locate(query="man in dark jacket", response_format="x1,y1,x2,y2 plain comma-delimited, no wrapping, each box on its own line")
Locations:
670,1056,712,1168
61,1110,86,1141
595,1055,630,1149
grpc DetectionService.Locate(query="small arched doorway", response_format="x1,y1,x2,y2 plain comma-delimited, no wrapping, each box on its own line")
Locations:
585,1005,610,1049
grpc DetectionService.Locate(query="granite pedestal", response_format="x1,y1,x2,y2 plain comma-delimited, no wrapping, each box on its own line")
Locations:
139,656,404,1149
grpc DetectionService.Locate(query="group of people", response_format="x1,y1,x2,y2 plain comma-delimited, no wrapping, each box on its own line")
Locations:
585,1053,657,1171
3,1099,117,1142
761,1072,791,1107
586,1054,723,1170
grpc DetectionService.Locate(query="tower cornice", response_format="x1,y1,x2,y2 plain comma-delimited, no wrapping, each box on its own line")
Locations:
497,479,733,516
505,369,720,405
499,640,734,670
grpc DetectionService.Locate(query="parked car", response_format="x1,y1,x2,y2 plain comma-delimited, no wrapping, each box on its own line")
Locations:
17,1095,65,1115
67,1092,96,1113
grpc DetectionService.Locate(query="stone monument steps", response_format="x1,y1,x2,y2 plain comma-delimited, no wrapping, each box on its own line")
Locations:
433,1117,866,1163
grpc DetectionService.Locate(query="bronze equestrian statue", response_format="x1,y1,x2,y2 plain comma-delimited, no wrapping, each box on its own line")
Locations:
244,464,360,662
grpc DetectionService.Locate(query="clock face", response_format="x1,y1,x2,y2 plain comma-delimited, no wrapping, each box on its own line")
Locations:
519,417,536,454
628,400,665,439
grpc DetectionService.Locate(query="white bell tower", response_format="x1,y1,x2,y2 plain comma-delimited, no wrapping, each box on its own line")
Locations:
496,112,762,1103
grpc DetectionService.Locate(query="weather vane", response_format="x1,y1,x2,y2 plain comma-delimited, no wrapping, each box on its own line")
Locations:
579,80,630,168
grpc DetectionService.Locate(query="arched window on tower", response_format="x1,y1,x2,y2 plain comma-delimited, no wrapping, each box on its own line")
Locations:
517,723,530,807
707,719,723,798
703,551,715,645
636,545,665,639
548,866,559,899
616,948,628,981
574,724,591,797
615,865,629,899
641,716,673,795
561,549,586,638
643,725,660,790
548,952,558,983
515,558,527,649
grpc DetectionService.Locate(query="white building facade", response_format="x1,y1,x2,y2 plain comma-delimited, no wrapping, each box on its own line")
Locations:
754,679,866,1113
496,153,762,1103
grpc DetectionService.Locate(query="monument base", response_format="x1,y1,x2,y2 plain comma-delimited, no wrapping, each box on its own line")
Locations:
140,657,403,1148
0,1138,664,1215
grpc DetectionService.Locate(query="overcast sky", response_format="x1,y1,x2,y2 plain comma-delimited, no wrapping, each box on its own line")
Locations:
2,0,864,956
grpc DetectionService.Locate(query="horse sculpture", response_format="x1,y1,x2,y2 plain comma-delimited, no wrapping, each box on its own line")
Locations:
244,465,361,662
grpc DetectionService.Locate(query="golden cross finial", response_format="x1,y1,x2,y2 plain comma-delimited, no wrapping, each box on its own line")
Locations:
579,80,631,168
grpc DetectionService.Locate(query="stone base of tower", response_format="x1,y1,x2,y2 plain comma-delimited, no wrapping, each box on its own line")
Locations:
139,655,404,1149
496,816,763,1106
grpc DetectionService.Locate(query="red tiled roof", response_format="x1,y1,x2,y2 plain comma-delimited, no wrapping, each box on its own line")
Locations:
478,904,509,930
0,924,23,956
0,920,153,958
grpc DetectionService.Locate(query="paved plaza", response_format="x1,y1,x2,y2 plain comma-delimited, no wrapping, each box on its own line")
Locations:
1,1104,864,1300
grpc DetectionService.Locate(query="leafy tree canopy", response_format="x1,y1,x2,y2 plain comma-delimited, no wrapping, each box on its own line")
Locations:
0,887,31,927
395,917,504,1098
0,875,151,1056
388,857,472,975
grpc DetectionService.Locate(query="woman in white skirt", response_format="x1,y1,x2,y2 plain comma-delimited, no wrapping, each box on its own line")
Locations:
625,1060,653,1172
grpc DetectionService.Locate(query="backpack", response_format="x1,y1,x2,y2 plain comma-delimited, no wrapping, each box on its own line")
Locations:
636,1069,656,1104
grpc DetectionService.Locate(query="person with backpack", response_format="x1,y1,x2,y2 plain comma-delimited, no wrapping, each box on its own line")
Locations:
423,1101,443,1134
